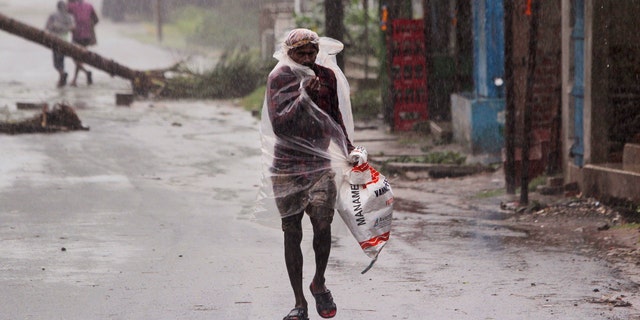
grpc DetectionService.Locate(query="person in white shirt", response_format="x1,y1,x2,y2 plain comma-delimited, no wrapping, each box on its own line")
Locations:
45,1,76,87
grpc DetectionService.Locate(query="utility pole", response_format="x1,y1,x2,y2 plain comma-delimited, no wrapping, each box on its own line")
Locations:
363,0,369,80
504,0,516,194
156,0,163,43
325,0,345,69
521,0,541,205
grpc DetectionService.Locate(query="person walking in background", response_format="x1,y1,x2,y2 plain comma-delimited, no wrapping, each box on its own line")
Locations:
67,0,98,86
45,1,75,87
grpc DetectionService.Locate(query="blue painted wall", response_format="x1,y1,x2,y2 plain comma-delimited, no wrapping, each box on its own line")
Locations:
471,99,505,154
451,93,505,155
473,0,505,98
570,0,585,166
451,0,505,156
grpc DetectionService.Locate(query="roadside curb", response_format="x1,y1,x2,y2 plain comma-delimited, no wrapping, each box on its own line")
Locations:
370,159,496,180
355,120,497,180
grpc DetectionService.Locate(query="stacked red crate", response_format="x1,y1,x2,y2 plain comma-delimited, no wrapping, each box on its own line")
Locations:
390,19,428,131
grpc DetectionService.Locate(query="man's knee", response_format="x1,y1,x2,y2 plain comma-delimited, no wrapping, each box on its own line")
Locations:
281,213,303,234
308,205,334,228
310,216,333,233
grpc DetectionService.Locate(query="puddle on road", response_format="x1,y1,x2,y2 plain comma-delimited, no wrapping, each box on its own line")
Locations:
393,211,528,249
393,194,528,249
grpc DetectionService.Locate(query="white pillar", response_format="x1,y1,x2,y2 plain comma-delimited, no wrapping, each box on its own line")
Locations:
294,0,302,14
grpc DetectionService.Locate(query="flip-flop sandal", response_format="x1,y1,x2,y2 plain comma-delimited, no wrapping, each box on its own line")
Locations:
283,307,309,320
310,283,337,318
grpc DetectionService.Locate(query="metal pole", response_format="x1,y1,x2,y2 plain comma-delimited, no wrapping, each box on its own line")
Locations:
504,0,516,194
156,0,163,42
325,0,345,69
521,0,541,205
364,0,369,80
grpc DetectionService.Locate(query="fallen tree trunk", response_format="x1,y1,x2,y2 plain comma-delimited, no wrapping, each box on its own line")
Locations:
0,13,263,100
0,12,158,95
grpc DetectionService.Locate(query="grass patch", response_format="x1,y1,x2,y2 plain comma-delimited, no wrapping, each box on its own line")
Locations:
528,175,548,192
241,85,266,116
158,48,273,99
397,133,429,146
473,188,505,199
385,151,466,165
351,88,382,121
612,223,640,230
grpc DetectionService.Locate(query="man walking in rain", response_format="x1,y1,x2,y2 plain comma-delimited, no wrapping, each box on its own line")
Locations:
260,28,366,320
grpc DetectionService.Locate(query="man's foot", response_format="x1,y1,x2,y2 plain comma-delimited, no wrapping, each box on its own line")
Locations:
283,307,308,320
310,282,337,318
87,71,93,85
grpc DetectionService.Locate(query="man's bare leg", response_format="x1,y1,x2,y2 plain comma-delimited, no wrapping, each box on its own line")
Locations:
283,214,308,311
309,212,337,318
310,216,331,291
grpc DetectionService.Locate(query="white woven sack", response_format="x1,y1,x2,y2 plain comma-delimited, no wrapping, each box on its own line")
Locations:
336,162,393,273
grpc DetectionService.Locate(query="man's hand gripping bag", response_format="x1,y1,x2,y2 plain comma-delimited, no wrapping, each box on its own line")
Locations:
336,162,393,273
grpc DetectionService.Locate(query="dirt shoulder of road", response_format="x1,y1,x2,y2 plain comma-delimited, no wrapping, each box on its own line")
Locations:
390,166,640,285
500,194,640,283
361,121,640,282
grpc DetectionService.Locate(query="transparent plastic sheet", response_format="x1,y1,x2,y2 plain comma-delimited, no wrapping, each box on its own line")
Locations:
254,37,391,272
315,37,354,139
255,37,354,220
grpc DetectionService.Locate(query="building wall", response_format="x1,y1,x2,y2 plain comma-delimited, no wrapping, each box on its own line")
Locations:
591,0,640,163
560,0,571,176
562,0,640,204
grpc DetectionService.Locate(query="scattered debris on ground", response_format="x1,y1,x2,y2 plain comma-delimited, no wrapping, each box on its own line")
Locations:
588,295,633,308
0,103,89,134
500,195,640,283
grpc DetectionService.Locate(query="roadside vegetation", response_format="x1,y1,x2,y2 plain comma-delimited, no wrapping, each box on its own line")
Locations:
351,88,383,121
121,2,271,100
169,3,260,50
158,48,275,99
473,188,506,199
384,151,467,166
125,1,260,52
129,2,385,115
128,2,469,167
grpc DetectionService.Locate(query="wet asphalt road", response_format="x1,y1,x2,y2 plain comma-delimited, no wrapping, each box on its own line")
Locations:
1,1,639,319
